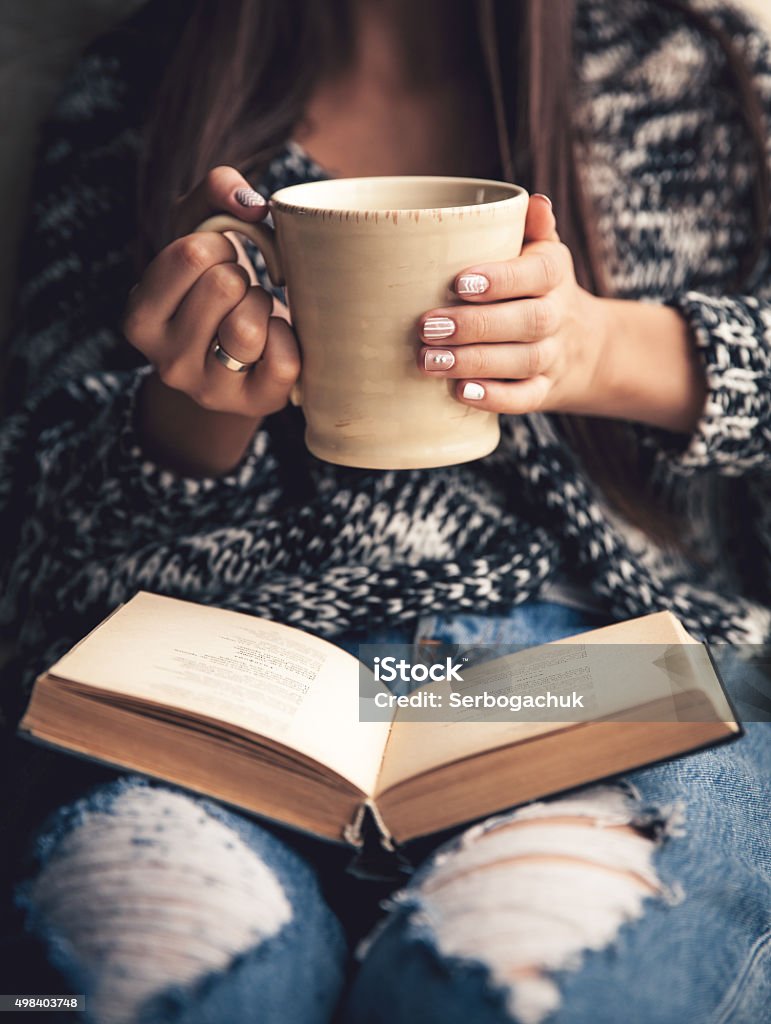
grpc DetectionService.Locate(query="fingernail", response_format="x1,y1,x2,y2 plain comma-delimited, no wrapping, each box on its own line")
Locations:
424,349,455,371
235,187,266,208
456,273,489,296
462,382,486,401
533,193,553,209
423,316,456,341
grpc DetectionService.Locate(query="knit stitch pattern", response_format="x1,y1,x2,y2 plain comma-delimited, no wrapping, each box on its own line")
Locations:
2,0,771,717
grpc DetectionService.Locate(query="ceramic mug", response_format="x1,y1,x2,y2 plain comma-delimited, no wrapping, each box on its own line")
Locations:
196,176,529,470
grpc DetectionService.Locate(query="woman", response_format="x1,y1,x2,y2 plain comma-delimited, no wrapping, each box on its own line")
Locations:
1,0,770,1021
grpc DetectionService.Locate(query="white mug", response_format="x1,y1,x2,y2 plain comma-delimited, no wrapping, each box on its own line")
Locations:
197,175,529,469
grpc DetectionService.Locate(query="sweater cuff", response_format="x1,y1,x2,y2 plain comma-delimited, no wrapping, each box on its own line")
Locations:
114,366,273,504
639,292,771,476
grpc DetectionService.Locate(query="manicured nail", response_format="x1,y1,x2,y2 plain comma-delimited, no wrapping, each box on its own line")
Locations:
462,382,486,401
533,193,553,209
456,274,489,296
424,349,455,371
423,316,456,341
235,187,266,208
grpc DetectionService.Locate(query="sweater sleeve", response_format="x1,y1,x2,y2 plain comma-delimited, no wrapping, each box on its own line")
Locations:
653,290,771,475
633,2,771,477
0,4,278,652
0,365,278,639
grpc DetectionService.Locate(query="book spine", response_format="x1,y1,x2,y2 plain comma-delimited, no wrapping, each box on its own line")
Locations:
342,799,395,852
367,799,396,852
342,802,368,847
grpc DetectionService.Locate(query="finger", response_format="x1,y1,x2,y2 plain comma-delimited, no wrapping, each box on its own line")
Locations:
213,285,274,367
420,295,560,346
452,195,562,302
524,194,560,244
159,263,251,381
454,376,553,414
419,338,558,380
124,233,241,354
244,316,301,415
451,244,569,304
172,165,268,238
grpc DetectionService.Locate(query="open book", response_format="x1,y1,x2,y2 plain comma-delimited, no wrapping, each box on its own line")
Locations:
20,592,739,849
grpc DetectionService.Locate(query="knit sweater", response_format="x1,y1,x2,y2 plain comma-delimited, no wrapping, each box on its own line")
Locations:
2,0,771,720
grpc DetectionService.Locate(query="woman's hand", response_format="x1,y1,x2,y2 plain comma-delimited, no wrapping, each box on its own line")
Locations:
123,166,300,477
418,194,706,434
124,165,299,419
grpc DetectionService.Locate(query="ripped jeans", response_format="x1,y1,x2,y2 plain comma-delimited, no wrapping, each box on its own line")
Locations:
15,602,771,1024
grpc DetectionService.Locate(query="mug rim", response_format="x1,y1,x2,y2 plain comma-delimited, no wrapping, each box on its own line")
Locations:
270,175,528,217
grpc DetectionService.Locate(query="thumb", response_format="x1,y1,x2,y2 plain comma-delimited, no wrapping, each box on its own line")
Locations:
524,193,560,244
172,165,268,239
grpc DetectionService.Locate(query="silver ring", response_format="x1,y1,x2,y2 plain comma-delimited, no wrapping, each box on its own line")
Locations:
210,339,256,373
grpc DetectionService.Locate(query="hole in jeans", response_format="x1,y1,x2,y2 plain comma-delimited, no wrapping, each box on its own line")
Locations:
21,786,292,1024
400,786,684,1024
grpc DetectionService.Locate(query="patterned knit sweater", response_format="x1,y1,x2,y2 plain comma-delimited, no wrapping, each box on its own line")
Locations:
2,0,771,720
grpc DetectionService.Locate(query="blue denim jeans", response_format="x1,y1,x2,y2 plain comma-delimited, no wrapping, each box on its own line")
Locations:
15,602,771,1024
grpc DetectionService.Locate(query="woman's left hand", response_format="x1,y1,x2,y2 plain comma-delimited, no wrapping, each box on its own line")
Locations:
418,194,608,416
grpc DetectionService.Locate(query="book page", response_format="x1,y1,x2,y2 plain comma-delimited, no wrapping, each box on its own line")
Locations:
376,611,728,794
46,592,391,795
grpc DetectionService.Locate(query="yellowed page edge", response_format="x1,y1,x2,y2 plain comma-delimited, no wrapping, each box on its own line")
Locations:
45,591,392,795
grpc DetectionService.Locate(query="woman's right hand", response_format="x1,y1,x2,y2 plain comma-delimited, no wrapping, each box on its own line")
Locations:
123,166,300,418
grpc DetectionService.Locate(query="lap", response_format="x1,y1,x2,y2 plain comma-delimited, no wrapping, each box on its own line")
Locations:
16,776,346,1024
344,604,771,1023
13,603,771,1023
346,722,771,1024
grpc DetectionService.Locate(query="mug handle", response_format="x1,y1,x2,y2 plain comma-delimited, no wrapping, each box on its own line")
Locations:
195,214,305,405
194,214,285,286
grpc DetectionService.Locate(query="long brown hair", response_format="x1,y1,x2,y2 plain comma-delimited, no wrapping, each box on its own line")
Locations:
138,0,769,538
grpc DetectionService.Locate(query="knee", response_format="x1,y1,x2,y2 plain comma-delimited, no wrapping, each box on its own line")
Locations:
18,777,345,1024
348,785,682,1024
